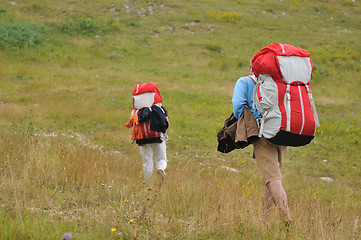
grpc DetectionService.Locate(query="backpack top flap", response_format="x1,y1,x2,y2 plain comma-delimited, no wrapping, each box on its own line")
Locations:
132,82,162,110
278,56,312,85
251,43,312,84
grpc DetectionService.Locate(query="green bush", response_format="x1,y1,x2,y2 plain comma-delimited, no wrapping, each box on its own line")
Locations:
78,18,99,35
0,21,46,49
53,18,109,36
0,8,7,14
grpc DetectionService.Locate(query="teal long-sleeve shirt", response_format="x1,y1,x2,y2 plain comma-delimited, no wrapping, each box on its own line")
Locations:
232,75,262,120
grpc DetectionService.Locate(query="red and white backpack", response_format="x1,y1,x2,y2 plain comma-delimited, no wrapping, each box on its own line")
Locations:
132,82,163,142
251,43,320,146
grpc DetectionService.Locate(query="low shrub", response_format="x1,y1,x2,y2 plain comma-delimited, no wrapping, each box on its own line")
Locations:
53,18,120,36
0,21,47,49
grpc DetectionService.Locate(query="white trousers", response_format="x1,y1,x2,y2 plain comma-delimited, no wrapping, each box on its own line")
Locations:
139,141,167,182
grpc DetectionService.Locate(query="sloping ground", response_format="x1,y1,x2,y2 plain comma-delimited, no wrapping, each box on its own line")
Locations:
0,0,360,239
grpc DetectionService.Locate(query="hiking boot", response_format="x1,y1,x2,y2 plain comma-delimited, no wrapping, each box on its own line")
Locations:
157,169,166,180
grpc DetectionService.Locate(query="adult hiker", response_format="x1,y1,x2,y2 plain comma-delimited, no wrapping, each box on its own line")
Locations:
230,43,319,225
232,72,292,224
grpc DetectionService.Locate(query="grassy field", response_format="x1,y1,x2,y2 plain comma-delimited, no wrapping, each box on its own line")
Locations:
0,0,360,239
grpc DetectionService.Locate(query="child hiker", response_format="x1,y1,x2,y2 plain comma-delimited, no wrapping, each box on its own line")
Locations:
125,82,169,183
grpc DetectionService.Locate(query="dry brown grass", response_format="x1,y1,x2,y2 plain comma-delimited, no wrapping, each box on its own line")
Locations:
1,131,360,239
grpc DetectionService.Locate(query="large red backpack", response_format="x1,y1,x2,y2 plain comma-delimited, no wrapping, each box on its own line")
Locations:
251,43,320,146
132,82,163,142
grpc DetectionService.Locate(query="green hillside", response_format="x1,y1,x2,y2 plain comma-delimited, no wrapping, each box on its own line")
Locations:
0,0,360,239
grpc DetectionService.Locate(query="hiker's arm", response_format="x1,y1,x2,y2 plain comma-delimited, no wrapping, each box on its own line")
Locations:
232,78,248,120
